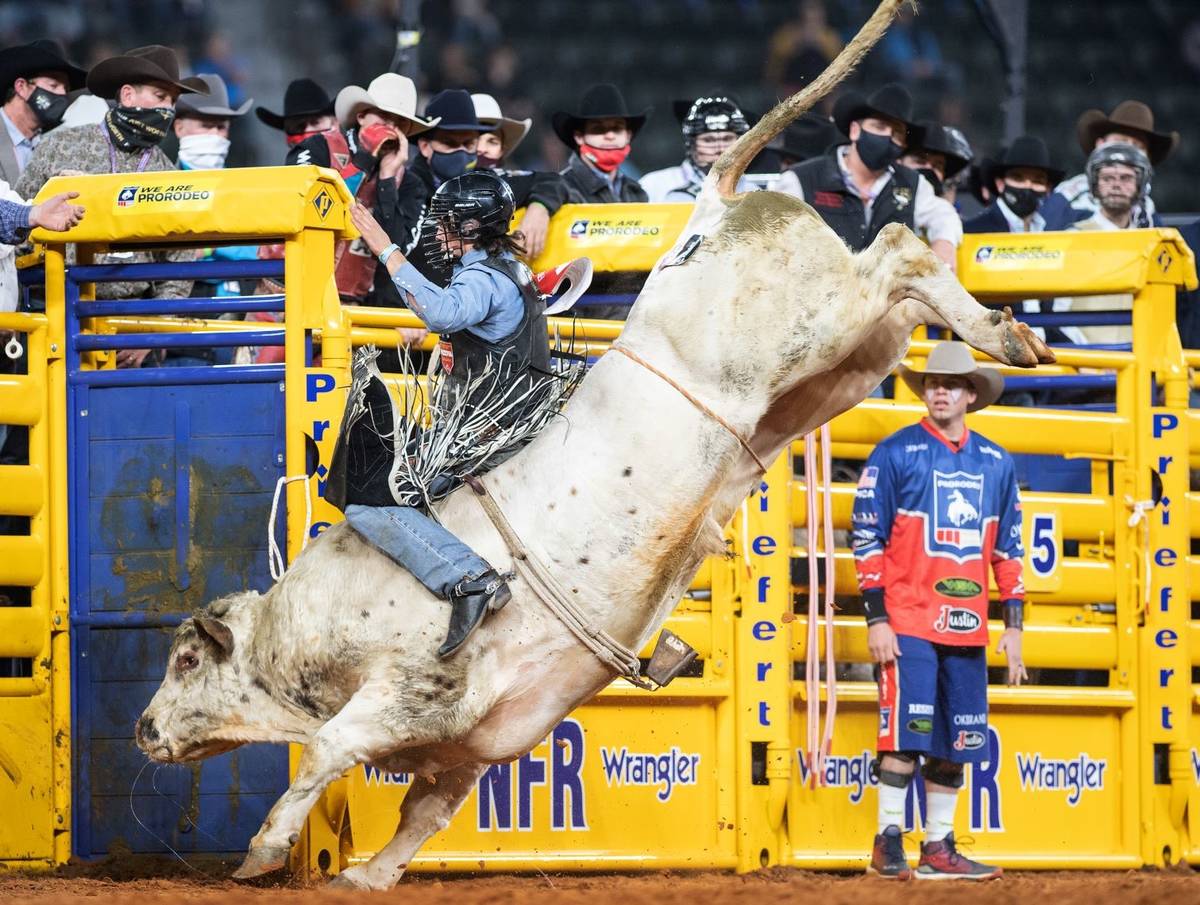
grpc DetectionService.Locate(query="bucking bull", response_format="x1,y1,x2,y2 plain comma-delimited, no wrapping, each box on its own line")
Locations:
135,0,1052,889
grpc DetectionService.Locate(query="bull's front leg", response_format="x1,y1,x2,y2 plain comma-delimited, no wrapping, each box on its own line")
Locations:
232,687,425,880
330,761,485,890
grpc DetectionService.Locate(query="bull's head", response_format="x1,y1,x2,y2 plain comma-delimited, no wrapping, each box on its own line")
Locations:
135,592,258,763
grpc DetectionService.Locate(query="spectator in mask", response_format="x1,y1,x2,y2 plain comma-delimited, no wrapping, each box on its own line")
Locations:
900,120,972,207
551,83,650,204
776,84,961,271
255,77,337,155
1042,100,1177,230
173,73,250,171
288,72,436,305
15,45,198,367
962,137,1062,234
0,40,86,187
472,92,565,259
641,96,753,202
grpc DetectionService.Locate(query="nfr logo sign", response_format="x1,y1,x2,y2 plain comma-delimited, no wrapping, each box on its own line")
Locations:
477,719,587,831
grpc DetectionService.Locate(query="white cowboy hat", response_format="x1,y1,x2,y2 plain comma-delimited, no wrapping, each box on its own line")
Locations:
898,341,1004,412
334,73,439,136
471,92,531,156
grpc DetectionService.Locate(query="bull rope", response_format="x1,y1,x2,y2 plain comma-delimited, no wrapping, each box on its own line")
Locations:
267,473,312,581
803,423,838,786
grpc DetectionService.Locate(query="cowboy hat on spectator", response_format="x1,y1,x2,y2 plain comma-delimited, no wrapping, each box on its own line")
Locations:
832,83,916,137
86,44,196,100
255,78,334,130
471,93,530,155
551,83,651,150
1075,100,1179,165
983,135,1064,187
0,39,87,91
898,341,1004,412
335,73,438,136
176,73,251,118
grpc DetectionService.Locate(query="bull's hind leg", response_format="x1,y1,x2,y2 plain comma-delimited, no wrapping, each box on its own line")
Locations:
233,687,434,880
330,761,484,890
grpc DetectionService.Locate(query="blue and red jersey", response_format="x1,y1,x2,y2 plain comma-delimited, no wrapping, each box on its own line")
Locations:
852,419,1024,646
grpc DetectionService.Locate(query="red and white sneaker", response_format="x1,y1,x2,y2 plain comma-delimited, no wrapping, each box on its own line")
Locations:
915,833,1002,880
866,825,911,879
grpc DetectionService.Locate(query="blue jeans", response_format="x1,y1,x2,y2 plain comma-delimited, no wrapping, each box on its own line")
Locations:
344,504,490,598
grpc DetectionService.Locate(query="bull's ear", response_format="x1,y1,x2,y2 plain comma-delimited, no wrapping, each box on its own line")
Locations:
194,616,235,658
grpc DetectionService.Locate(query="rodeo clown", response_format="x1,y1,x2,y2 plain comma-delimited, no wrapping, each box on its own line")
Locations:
328,170,555,659
640,95,752,202
852,341,1026,881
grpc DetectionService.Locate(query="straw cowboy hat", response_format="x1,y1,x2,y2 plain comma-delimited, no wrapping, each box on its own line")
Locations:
255,77,334,130
1076,100,1179,165
471,92,530,155
86,44,196,100
334,73,438,136
176,73,251,118
898,341,1004,412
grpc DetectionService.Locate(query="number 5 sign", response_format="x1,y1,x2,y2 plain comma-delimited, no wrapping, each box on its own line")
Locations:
1022,510,1062,592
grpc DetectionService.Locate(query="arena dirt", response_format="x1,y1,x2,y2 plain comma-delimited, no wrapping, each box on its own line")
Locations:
1,864,1196,905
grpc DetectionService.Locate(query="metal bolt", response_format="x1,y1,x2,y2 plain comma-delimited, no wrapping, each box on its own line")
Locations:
80,409,88,417
80,650,87,658
56,814,64,825
53,615,61,626
276,453,284,464
50,343,58,352
278,382,285,392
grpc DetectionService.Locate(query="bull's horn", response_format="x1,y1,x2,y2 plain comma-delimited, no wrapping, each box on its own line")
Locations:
712,0,913,197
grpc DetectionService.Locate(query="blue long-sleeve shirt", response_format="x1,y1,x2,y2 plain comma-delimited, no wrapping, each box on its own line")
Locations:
390,248,523,341
0,199,31,245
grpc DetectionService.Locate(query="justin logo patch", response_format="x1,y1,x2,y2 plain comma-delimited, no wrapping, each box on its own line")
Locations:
438,339,455,373
931,470,984,552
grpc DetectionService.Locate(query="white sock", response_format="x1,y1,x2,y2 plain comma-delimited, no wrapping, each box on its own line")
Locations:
924,790,958,842
877,781,908,833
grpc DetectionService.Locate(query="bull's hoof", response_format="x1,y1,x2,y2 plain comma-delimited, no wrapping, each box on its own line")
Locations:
328,869,370,890
1003,318,1056,367
232,843,292,880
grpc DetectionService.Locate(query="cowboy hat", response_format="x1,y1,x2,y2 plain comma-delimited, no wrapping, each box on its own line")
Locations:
420,89,487,133
255,78,334,130
768,111,841,162
983,135,1064,187
471,92,531,155
898,341,1004,412
176,73,251,118
0,39,87,91
833,83,915,137
335,73,438,136
1076,99,1179,165
86,44,196,100
551,83,651,150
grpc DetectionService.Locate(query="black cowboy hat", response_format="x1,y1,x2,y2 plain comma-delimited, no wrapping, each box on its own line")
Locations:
984,135,1064,187
0,39,87,92
907,120,974,178
422,89,489,132
551,83,651,150
255,77,335,131
832,83,915,138
86,44,196,100
1076,99,1179,165
769,111,842,162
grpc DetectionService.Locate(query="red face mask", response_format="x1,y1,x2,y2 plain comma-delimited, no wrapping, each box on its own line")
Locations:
286,129,326,146
581,142,630,173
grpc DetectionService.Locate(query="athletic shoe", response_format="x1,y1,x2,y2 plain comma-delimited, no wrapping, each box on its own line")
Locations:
866,825,911,879
914,832,1002,880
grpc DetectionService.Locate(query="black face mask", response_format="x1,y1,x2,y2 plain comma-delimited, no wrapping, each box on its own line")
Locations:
1001,184,1046,219
915,166,944,197
104,105,175,151
26,86,70,131
855,129,904,172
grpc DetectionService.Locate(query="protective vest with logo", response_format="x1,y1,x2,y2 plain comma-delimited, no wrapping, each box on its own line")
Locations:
851,419,1025,646
321,128,378,300
789,151,918,252
437,255,550,394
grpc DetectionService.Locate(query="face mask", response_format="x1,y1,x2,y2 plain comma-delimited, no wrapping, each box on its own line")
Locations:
26,86,70,131
474,153,502,170
581,142,630,173
854,129,904,172
429,148,475,182
106,105,176,151
1001,184,1046,219
915,166,944,197
177,132,230,169
286,128,326,147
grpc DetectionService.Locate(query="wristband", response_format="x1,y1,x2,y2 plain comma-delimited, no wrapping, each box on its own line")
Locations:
378,243,399,265
863,587,888,625
1002,599,1024,629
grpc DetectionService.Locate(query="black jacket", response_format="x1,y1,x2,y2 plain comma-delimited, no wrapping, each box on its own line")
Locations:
962,203,1012,234
788,149,918,252
559,153,648,204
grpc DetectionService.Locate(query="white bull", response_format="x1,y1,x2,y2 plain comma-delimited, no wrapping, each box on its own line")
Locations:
135,0,1053,889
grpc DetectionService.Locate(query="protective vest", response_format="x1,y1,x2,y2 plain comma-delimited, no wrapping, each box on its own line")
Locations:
437,255,550,391
322,128,378,301
790,152,918,252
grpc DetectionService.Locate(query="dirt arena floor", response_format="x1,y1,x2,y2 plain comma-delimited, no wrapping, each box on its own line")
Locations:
1,861,1197,905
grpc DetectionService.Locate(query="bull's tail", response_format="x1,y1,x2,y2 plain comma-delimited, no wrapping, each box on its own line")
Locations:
711,0,913,198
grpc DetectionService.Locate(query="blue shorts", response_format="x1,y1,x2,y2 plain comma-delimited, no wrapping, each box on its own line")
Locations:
876,634,990,763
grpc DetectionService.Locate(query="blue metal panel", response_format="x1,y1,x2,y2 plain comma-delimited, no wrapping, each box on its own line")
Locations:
69,373,289,858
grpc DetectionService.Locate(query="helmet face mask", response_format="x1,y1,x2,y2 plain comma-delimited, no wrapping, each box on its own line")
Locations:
682,97,748,171
419,171,516,270
1085,142,1152,214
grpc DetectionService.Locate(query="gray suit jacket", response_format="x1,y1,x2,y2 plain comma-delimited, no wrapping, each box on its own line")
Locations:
0,126,23,193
